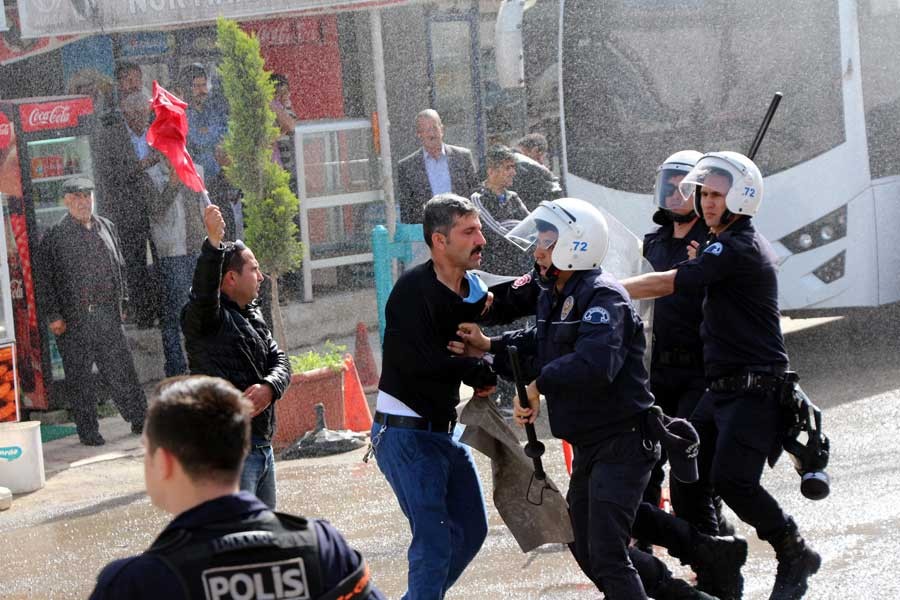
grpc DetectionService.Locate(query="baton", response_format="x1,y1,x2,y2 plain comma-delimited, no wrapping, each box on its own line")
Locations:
747,92,783,160
507,345,546,481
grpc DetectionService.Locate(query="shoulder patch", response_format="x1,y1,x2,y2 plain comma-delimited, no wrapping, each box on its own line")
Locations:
703,242,724,256
511,272,532,289
560,296,575,320
583,306,610,324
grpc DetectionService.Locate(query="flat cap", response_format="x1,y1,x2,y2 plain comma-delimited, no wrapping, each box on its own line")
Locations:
61,177,94,194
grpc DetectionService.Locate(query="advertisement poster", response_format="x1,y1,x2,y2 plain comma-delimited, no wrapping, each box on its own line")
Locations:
0,344,18,422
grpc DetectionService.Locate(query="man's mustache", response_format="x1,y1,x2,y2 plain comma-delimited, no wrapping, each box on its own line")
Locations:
471,245,484,256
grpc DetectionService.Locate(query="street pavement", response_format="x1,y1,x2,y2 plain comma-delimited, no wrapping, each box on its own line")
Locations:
2,310,900,598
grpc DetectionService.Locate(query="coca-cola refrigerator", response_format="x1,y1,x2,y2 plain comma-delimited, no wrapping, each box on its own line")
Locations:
0,95,96,413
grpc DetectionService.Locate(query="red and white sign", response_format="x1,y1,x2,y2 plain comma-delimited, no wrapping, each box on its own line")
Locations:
0,112,11,150
18,97,93,133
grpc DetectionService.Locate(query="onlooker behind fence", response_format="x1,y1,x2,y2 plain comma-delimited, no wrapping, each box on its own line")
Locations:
512,132,563,210
270,73,298,169
93,91,161,329
146,156,207,377
181,205,292,509
396,109,480,224
88,375,385,600
181,63,228,180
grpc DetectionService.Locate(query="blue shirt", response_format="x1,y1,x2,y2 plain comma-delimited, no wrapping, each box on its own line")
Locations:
423,145,452,196
127,124,150,161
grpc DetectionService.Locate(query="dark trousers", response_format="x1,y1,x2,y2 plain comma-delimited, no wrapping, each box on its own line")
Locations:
673,388,790,540
120,230,159,325
643,367,705,509
567,430,658,600
55,305,147,437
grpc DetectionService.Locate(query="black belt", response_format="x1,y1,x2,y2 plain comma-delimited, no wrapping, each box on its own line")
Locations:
709,372,784,393
656,349,703,368
374,411,456,434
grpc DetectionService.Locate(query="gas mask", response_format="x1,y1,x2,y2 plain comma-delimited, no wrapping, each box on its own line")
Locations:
781,372,831,500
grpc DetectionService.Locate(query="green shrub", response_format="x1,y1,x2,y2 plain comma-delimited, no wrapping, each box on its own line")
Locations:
289,341,347,373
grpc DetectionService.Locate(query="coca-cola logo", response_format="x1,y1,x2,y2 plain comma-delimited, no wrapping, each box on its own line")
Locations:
26,105,72,128
255,20,295,47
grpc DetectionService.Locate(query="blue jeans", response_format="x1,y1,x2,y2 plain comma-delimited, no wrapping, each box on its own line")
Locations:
158,254,196,377
240,441,277,509
371,422,488,600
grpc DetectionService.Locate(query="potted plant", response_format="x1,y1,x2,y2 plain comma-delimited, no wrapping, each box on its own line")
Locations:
273,342,347,451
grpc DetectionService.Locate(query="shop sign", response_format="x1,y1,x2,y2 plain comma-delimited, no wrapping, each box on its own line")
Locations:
18,97,94,133
0,113,11,150
17,0,416,39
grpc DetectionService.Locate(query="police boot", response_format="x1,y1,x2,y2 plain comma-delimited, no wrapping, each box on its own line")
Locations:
768,521,821,600
714,495,736,536
690,532,747,600
654,578,720,600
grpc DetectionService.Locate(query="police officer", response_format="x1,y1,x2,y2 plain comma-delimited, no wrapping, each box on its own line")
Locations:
89,376,384,600
623,152,821,600
641,150,708,512
457,198,717,600
34,176,147,446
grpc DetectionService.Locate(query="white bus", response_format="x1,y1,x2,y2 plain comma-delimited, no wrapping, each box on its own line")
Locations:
519,0,900,310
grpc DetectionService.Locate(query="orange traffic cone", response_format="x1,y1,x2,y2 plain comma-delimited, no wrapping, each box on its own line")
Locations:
562,439,573,475
354,322,379,392
343,353,374,432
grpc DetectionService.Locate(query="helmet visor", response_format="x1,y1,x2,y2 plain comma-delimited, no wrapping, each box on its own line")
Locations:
505,202,572,253
679,161,735,202
655,168,692,211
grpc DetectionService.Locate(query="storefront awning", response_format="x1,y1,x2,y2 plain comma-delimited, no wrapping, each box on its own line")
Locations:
17,0,419,40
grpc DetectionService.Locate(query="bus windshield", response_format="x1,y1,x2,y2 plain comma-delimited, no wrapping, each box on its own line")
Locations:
561,0,844,194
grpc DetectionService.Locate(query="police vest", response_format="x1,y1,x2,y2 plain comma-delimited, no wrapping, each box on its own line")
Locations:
147,511,372,600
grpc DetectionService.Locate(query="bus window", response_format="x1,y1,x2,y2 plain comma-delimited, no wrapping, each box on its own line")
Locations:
561,0,844,194
859,1,900,179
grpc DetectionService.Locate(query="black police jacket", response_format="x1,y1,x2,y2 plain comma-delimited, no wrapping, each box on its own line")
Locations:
673,216,789,377
491,269,654,444
181,240,292,441
379,261,496,422
89,492,385,600
643,218,708,367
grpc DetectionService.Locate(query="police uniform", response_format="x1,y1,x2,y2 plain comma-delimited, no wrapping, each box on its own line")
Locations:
89,492,384,600
34,181,146,444
491,268,659,599
671,216,792,541
642,215,708,508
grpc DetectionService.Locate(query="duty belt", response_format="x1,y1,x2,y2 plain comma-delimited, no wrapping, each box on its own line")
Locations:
374,411,456,434
709,372,784,393
656,349,703,368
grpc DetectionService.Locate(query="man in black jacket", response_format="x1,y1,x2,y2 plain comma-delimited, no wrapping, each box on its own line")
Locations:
512,133,563,210
181,205,292,509
371,194,496,600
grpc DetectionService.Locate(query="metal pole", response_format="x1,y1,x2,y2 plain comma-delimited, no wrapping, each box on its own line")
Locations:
370,9,396,238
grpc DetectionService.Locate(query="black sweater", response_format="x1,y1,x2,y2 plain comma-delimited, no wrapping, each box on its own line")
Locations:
379,261,496,422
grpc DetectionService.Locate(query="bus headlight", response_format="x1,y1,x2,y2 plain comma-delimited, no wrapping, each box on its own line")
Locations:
779,206,847,254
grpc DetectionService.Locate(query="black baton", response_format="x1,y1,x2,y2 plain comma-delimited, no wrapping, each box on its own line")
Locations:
507,345,546,481
748,92,783,160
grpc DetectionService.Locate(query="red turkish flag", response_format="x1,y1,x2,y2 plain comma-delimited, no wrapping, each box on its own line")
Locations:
146,81,205,193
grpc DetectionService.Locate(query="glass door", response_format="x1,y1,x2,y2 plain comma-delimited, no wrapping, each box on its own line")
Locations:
26,135,94,239
426,6,484,167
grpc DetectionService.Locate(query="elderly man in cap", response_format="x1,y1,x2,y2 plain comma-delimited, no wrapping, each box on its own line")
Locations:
35,177,147,446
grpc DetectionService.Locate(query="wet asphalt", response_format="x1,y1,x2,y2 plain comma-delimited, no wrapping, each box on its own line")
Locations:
2,309,900,599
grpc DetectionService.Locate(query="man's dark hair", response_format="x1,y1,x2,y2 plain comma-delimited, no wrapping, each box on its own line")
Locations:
270,73,289,89
114,61,141,82
180,62,208,85
222,240,249,280
423,194,479,248
145,376,251,483
702,166,734,188
516,133,548,155
486,144,516,170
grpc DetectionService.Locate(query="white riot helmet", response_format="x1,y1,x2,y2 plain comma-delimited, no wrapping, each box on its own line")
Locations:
505,198,609,271
679,151,764,221
654,150,703,214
